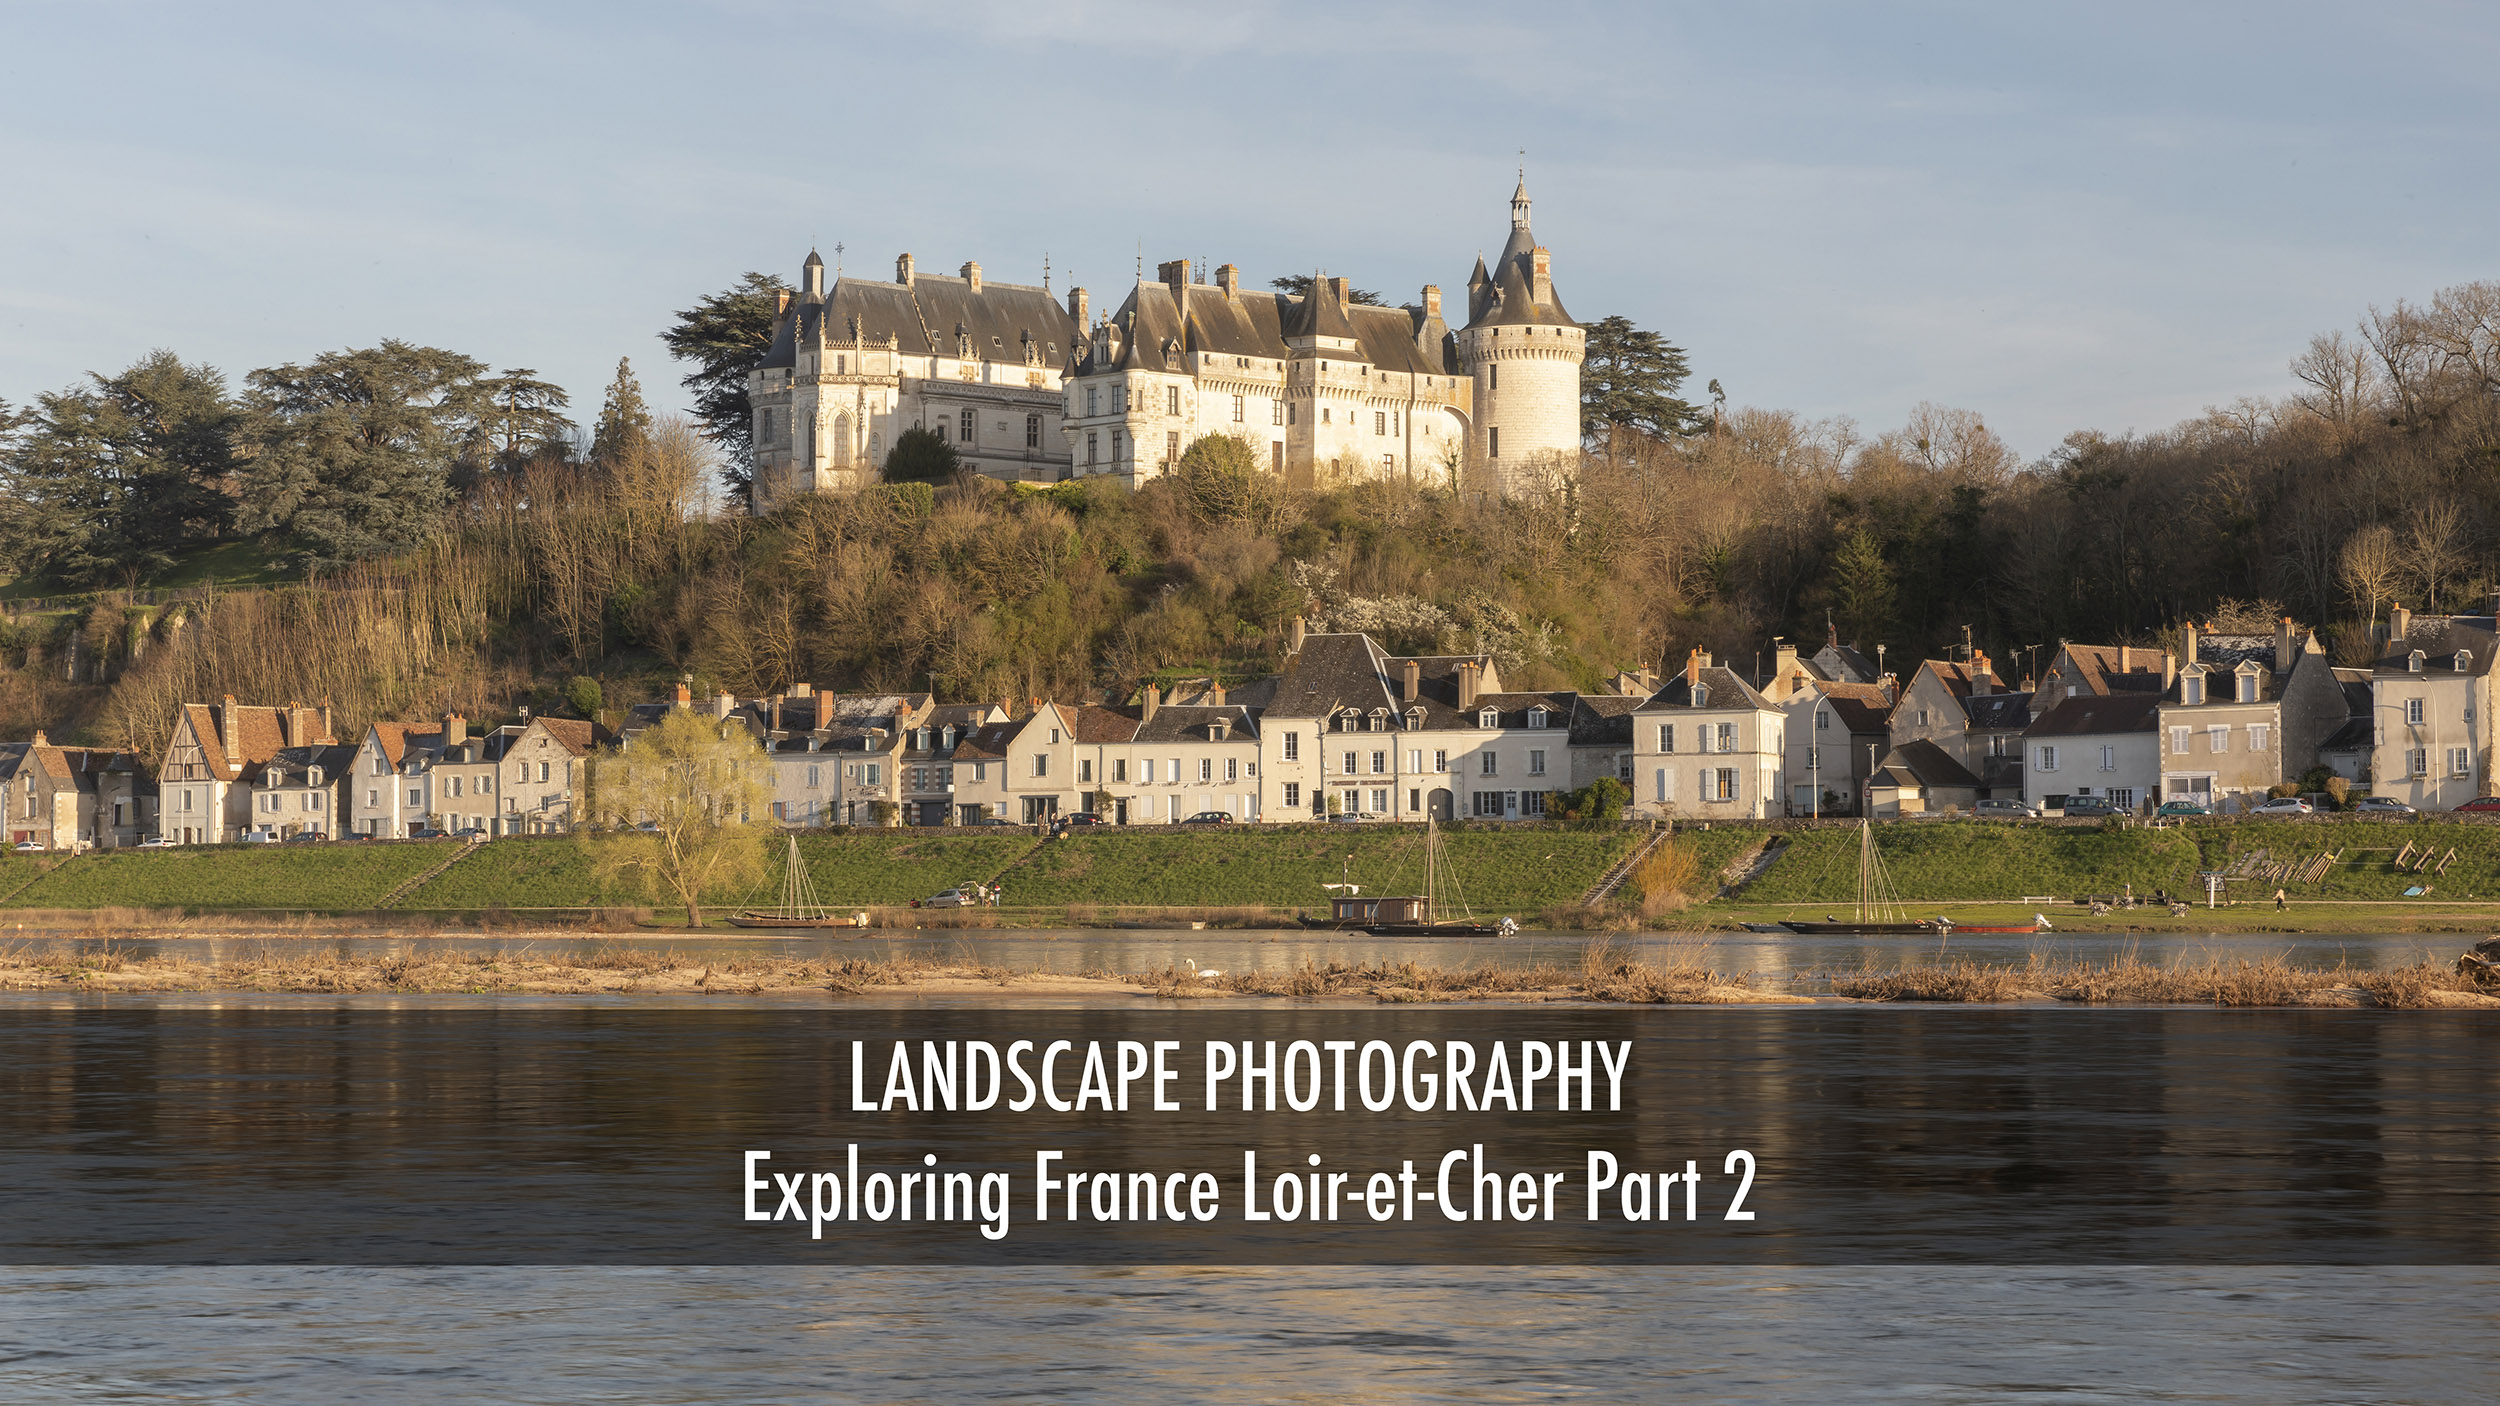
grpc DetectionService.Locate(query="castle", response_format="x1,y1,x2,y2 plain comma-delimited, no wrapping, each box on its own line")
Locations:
746,179,1583,510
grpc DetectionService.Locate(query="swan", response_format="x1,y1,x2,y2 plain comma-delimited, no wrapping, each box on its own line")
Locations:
1183,958,1224,979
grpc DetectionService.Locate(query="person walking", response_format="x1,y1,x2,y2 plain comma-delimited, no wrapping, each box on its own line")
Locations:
2273,887,2287,911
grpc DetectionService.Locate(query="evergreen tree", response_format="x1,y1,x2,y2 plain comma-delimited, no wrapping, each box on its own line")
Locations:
473,368,574,476
1581,314,1701,442
0,351,244,585
240,341,487,566
589,357,653,469
1830,528,1897,648
882,426,959,485
1269,274,1384,306
662,272,791,508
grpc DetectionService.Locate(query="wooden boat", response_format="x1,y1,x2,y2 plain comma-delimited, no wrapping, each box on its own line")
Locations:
1937,922,2040,934
1781,821,1949,936
729,836,855,929
1328,819,1519,937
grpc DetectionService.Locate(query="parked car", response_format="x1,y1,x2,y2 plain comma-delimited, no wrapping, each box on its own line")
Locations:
1180,811,1237,826
1974,798,2038,819
919,887,978,908
965,815,1019,827
241,831,278,844
11,840,43,852
2454,796,2500,813
1325,811,1380,824
2251,796,2314,816
2060,798,2121,818
136,836,177,849
451,826,488,839
2155,800,2210,817
2352,796,2416,816
282,831,325,844
1056,812,1107,829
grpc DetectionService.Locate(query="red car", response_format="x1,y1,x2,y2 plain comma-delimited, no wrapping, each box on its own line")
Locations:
2455,797,2500,813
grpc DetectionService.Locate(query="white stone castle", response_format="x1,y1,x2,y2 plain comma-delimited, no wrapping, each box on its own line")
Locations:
746,178,1583,510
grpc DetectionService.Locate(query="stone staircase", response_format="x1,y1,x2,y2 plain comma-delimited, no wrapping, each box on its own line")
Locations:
379,837,485,908
1580,827,1672,905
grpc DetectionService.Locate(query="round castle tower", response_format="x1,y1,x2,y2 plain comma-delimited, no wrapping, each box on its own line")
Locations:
1456,175,1585,488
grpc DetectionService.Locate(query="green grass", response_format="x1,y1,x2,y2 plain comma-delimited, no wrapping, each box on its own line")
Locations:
1732,821,2207,903
391,832,1040,909
5,842,459,910
2182,818,2500,901
0,538,298,603
1002,825,1645,911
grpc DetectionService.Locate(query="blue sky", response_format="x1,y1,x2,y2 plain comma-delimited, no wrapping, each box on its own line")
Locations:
4,1,2496,458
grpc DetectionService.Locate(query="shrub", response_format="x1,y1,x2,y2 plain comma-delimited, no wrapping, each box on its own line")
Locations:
883,427,959,484
1630,838,1703,919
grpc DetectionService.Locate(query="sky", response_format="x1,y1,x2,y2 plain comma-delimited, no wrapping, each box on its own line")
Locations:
4,0,2498,460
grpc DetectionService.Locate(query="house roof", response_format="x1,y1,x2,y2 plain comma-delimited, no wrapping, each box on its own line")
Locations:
1081,277,1455,379
2372,620,2498,676
1637,665,1773,713
1874,739,1983,791
1965,693,2032,733
2046,644,2168,698
530,717,609,756
954,718,1025,762
763,268,1080,373
2027,691,2162,738
2321,716,2375,753
1133,704,1259,744
367,722,448,769
174,701,332,780
1813,643,1878,684
262,743,356,787
1567,693,1642,746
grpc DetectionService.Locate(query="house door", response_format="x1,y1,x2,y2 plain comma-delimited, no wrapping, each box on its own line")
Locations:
1114,798,1129,825
1429,788,1453,820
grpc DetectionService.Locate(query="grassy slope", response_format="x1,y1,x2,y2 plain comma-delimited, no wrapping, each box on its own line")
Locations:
1003,826,1645,911
1734,822,2207,903
2183,819,2500,901
5,842,457,910
392,833,1039,909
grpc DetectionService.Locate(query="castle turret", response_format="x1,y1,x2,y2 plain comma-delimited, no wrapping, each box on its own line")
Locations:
1455,173,1585,491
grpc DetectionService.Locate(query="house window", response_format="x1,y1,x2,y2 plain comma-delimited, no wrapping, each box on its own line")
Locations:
1114,386,1128,413
1408,787,1421,812
1480,752,1498,777
1712,769,1738,802
407,788,422,807
1199,759,1214,783
2248,724,2270,752
2109,788,2134,809
1086,387,1099,415
1523,791,1548,817
366,789,379,807
2170,727,2190,754
1232,394,1245,422
1433,750,1448,773
2451,747,2472,778
2036,745,2059,772
1086,432,1098,466
1383,454,1395,475
1367,714,1384,733
2408,652,2425,673
307,767,323,787
448,777,463,798
1032,754,1049,778
1078,760,1093,784
1526,709,1548,730
1370,788,1389,813
1473,791,1503,816
1283,783,1300,807
1141,760,1156,784
1529,749,1547,776
807,764,821,789
1478,709,1498,728
1345,788,1363,814
2184,677,2203,705
865,763,881,786
1692,685,1708,707
1917,709,1931,727
1717,723,1736,753
960,409,975,443
1406,749,1422,772
1113,759,1128,783
1225,759,1239,783
2406,698,2426,725
1816,711,1829,731
1282,732,1299,762
371,756,386,775
2099,746,2116,772
1654,769,1668,803
2238,674,2257,703
1166,386,1181,416
2409,748,2429,777
1026,414,1041,448
1342,751,1358,775
2207,726,2227,752
1370,751,1387,774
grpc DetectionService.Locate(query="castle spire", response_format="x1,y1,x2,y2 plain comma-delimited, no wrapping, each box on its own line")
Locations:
1511,167,1531,230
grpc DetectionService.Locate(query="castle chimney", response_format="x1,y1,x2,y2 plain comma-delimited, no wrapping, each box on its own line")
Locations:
896,252,915,287
1158,259,1188,295
775,288,793,316
1402,660,1421,703
1217,263,1239,298
1141,684,1160,723
1421,285,1442,321
960,260,982,293
443,713,468,748
2275,615,2295,673
1457,661,1480,711
1530,247,1554,305
1068,286,1087,327
1325,276,1349,306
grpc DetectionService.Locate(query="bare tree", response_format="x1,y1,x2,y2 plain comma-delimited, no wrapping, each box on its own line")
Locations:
2338,522,2399,631
2399,498,2465,612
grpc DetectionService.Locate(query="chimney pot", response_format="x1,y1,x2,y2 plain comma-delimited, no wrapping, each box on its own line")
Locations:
1217,263,1239,297
960,260,981,293
1402,660,1421,703
1142,684,1161,723
1685,648,1703,689
896,252,915,286
673,683,691,708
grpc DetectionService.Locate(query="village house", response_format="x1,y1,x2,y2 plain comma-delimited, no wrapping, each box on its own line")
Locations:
1779,680,1893,816
2367,607,2497,811
1882,654,2021,804
1257,624,1503,823
0,734,152,851
496,715,606,834
2157,620,2350,812
348,719,450,839
157,699,337,845
251,740,355,839
427,717,516,837
2026,691,2162,812
1566,692,1643,797
897,703,1002,826
1632,650,1784,820
948,713,1029,824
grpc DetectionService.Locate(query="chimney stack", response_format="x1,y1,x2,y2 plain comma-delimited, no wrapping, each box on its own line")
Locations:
2182,622,2200,672
2119,644,2129,677
1325,276,1349,306
1141,684,1161,723
1402,660,1421,703
1158,259,1188,296
1685,648,1704,689
1068,286,1087,327
712,691,736,720
1421,284,1442,321
1458,661,1481,710
960,260,982,293
2390,603,2411,644
443,713,468,748
2275,616,2295,673
775,288,793,316
1288,616,1306,654
1971,651,1992,695
1773,642,1799,697
1217,263,1239,298
672,683,691,709
1530,247,1554,304
896,252,915,287
2163,651,2177,688
219,695,238,759
1210,682,1226,707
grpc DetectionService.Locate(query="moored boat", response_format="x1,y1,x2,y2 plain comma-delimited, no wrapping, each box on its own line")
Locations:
728,836,860,929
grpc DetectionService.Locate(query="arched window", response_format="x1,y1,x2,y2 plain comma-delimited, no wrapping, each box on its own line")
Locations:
830,412,853,466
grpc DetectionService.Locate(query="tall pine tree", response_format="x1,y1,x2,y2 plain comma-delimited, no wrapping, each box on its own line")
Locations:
0,352,243,585
663,272,790,508
1580,315,1702,443
589,357,653,470
240,341,487,567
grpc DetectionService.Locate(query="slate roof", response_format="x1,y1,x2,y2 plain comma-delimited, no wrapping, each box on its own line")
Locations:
531,717,608,756
763,269,1078,371
1082,279,1454,377
1133,704,1259,744
1873,740,1983,791
2026,692,2162,738
1567,693,1641,747
1965,694,2032,733
1462,691,1578,729
1637,666,1774,712
2321,716,2375,753
1265,633,1399,719
1808,681,1895,736
2372,620,2499,675
262,743,355,788
954,718,1025,762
